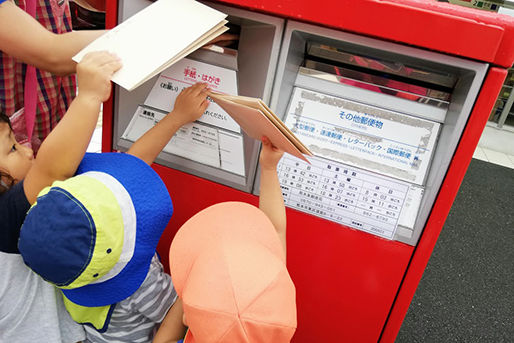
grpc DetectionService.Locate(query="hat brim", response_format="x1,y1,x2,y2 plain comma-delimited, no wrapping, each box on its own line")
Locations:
62,153,173,307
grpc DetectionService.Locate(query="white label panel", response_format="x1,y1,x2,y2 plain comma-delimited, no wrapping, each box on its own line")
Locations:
285,87,440,185
218,131,246,176
165,122,220,168
278,155,420,240
122,105,245,176
144,58,240,133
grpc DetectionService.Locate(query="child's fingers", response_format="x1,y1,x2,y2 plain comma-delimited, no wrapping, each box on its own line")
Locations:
262,136,277,150
200,99,209,112
262,136,282,153
191,83,207,96
102,60,123,74
193,88,209,106
80,51,104,63
190,83,208,96
80,55,122,79
201,85,210,94
82,51,118,65
97,53,121,66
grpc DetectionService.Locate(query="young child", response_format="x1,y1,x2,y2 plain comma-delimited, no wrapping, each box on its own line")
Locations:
152,137,298,343
17,82,210,343
0,51,122,342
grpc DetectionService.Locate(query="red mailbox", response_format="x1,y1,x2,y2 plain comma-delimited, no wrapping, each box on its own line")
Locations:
103,1,514,342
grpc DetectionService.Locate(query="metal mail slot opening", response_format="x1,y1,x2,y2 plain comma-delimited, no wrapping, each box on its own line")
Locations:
113,0,284,192
264,21,487,245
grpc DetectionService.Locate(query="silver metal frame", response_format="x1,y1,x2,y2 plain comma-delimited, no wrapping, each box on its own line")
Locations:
113,0,284,192
266,20,488,245
497,85,514,128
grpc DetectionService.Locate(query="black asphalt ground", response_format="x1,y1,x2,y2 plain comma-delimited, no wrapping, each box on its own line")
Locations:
397,158,514,342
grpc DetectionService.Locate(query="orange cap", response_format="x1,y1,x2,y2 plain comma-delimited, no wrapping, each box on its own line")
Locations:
169,202,297,343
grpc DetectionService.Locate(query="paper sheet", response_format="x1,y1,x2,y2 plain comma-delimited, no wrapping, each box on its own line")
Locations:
73,0,228,91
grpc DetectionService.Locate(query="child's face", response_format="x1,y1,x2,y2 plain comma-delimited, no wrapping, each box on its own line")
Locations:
0,122,34,183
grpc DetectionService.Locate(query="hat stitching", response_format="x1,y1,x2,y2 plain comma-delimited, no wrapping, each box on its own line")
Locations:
184,303,243,342
183,252,287,341
185,302,297,328
217,317,246,342
240,318,297,331
183,246,251,342
184,303,296,341
224,248,250,342
49,187,96,286
237,259,287,319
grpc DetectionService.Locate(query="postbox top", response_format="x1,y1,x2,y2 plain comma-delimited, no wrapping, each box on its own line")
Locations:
219,0,514,68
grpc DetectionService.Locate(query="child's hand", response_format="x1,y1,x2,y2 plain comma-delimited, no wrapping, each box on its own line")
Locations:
259,136,284,171
171,83,209,126
76,51,122,103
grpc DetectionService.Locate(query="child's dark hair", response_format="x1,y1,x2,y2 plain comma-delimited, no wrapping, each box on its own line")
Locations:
0,112,15,194
1,112,13,129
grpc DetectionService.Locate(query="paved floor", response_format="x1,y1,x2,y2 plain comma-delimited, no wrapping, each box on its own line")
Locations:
397,123,514,342
473,123,514,169
397,158,514,342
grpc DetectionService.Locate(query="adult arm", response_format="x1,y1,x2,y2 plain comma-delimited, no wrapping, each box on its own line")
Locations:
23,52,121,204
0,0,105,75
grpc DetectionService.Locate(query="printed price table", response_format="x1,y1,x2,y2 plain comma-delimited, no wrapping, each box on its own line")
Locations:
278,155,411,239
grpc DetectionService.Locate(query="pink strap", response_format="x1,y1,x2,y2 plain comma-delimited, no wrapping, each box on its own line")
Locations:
24,0,37,142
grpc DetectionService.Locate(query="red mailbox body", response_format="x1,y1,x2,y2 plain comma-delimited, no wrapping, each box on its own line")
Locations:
103,1,514,342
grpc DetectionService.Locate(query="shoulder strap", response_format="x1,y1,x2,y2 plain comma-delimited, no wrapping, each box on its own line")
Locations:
24,0,38,142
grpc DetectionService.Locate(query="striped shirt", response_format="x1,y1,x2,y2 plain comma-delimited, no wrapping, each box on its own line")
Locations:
84,254,178,343
0,0,76,152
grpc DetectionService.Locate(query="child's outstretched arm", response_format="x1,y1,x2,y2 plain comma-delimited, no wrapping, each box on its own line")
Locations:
127,83,209,165
23,51,121,204
153,298,187,343
259,136,287,255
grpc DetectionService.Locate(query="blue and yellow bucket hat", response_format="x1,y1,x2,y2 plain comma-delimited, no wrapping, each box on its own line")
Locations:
18,152,173,308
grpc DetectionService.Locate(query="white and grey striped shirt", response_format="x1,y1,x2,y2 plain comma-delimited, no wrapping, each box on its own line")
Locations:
84,254,177,343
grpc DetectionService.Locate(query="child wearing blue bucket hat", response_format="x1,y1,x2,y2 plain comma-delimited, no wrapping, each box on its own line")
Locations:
0,50,121,342
18,82,210,342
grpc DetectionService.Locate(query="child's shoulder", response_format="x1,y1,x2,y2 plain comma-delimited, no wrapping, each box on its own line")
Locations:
120,254,171,306
136,254,171,296
0,181,30,254
118,254,175,320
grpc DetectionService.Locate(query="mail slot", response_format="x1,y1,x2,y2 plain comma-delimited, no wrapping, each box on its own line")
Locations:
266,20,487,245
113,0,284,192
104,1,514,342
